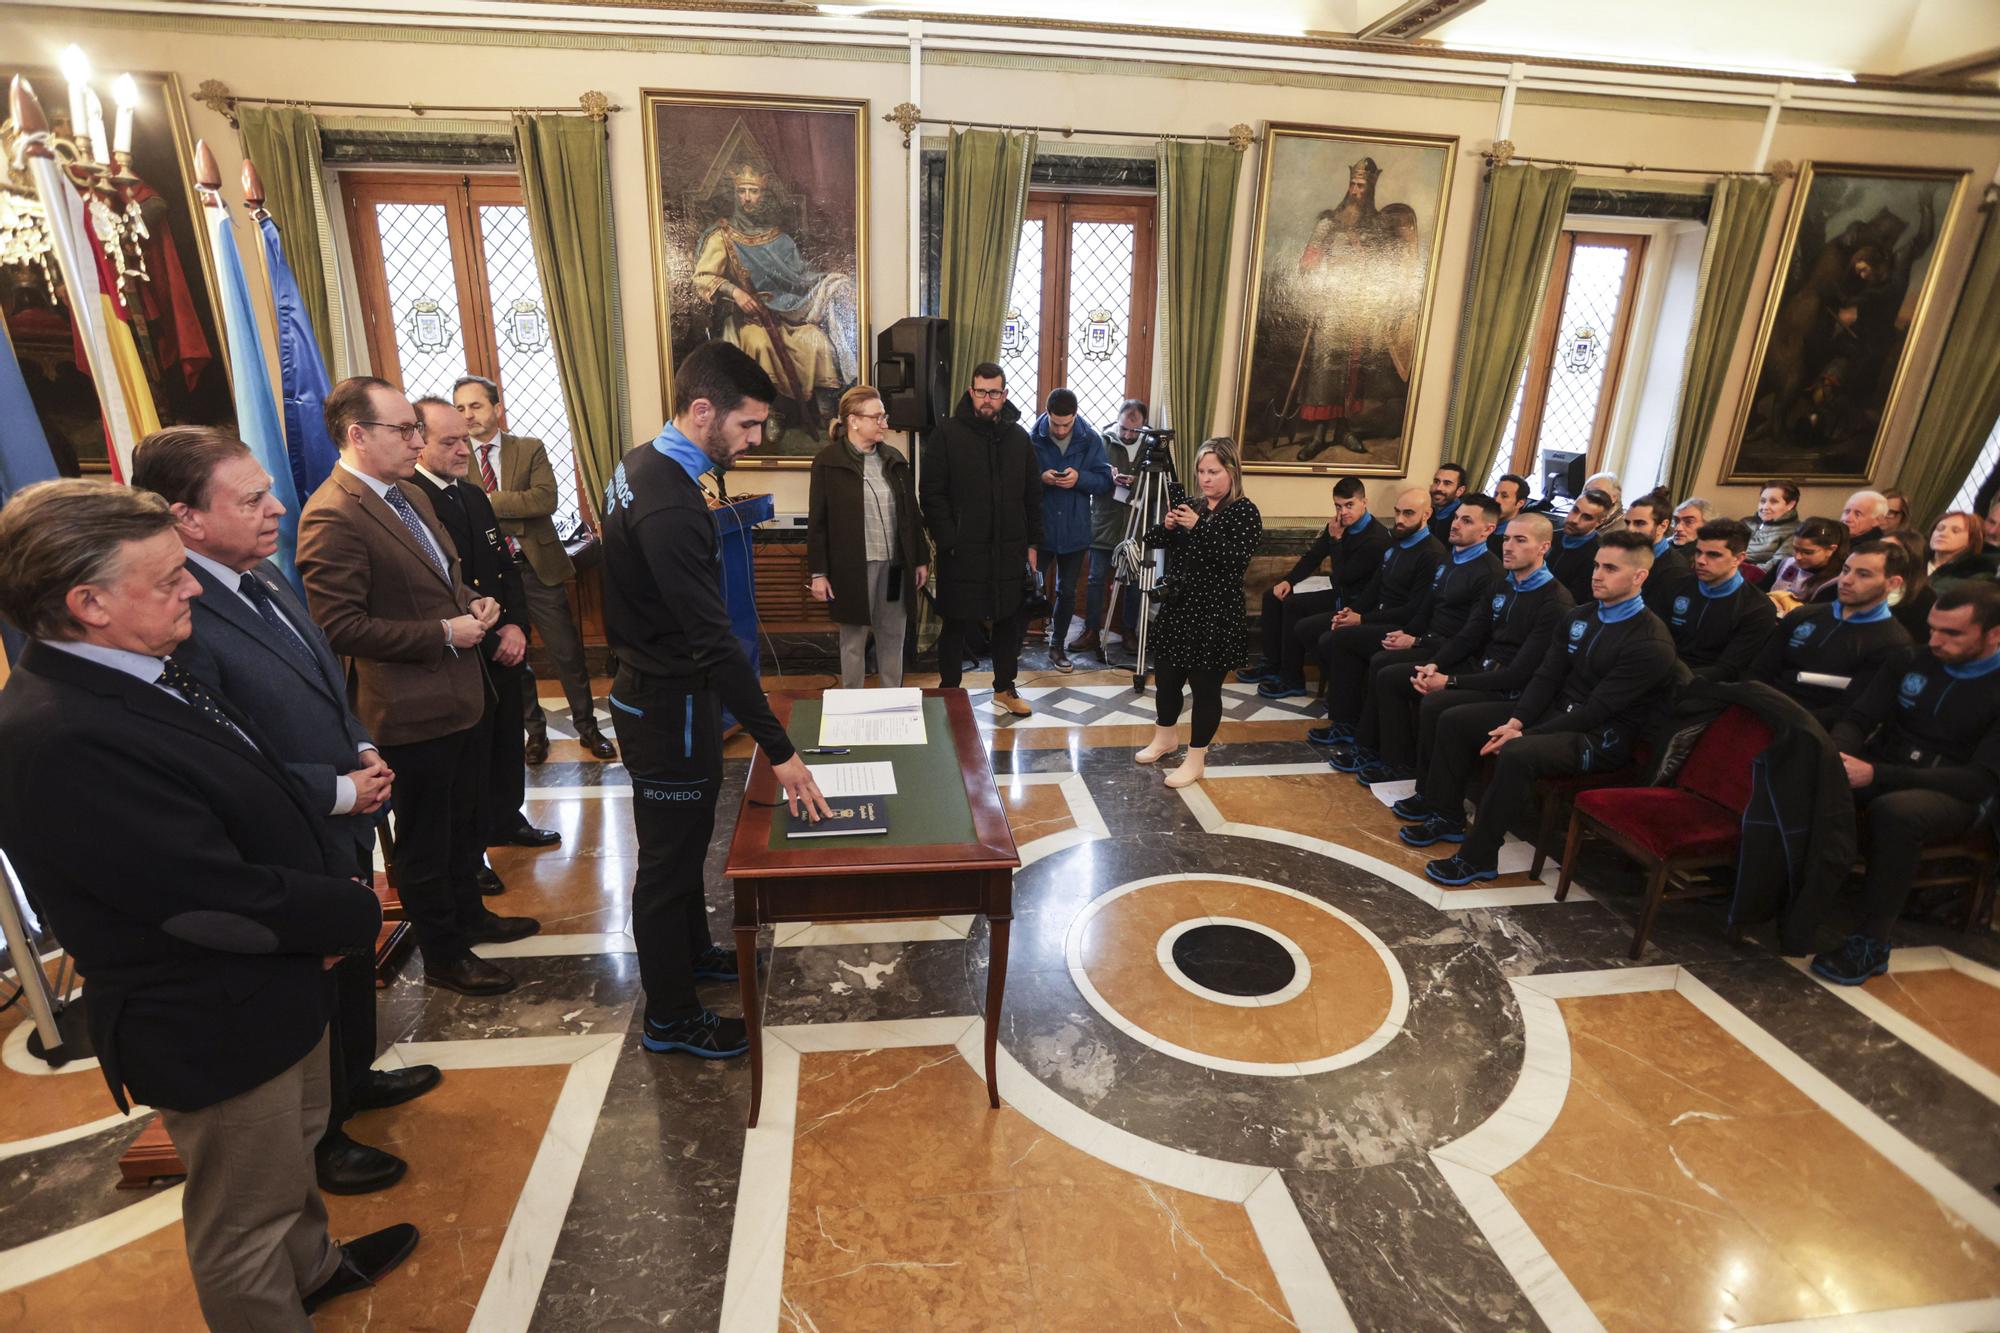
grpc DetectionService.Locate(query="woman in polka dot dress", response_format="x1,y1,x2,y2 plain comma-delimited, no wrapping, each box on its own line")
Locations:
1135,438,1263,787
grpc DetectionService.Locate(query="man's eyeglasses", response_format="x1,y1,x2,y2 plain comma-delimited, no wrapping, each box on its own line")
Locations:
361,420,422,441
969,388,1006,401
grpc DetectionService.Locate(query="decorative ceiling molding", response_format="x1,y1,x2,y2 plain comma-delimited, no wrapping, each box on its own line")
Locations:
1356,0,1486,43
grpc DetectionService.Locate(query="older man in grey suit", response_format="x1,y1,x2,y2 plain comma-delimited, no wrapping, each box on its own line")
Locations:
133,426,443,1198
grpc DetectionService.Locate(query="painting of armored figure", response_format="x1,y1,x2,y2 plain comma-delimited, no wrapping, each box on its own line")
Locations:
642,91,868,465
1235,123,1457,475
1726,161,1967,483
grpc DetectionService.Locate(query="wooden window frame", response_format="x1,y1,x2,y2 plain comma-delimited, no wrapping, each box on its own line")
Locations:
1507,230,1649,477
1022,191,1157,411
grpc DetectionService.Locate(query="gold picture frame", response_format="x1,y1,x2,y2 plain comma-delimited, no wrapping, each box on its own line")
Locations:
1722,160,1969,484
640,89,869,469
1233,121,1457,476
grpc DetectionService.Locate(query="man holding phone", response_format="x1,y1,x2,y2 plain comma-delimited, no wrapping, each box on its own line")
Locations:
1029,388,1115,672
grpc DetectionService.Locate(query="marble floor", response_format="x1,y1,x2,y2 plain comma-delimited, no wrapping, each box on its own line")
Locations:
4,671,1999,1332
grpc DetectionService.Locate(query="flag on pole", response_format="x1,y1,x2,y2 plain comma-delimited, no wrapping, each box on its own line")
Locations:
207,203,302,593
256,215,338,502
27,154,140,480
0,320,60,665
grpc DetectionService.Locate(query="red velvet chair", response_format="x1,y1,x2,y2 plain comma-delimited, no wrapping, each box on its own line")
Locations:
1554,707,1772,959
1527,742,1653,878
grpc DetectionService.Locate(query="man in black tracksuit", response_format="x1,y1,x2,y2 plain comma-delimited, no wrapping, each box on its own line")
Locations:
1624,494,1691,618
1549,487,1615,604
602,343,833,1059
1243,476,1386,698
1662,517,1777,682
1753,539,1913,727
1327,495,1502,782
1307,488,1440,741
1371,513,1575,793
1425,462,1468,545
1399,531,1685,884
1811,582,2000,983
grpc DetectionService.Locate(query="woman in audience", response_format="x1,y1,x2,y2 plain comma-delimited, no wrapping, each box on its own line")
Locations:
1766,516,1847,613
807,385,926,689
1134,438,1262,790
1889,530,1937,639
1743,479,1801,574
1927,510,1997,595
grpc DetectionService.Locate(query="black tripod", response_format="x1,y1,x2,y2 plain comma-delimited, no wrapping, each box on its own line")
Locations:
1111,428,1178,693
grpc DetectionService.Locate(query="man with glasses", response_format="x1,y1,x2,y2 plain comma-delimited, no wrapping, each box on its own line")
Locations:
298,377,540,998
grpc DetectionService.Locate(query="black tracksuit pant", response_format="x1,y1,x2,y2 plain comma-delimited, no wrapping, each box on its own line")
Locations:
1259,588,1339,685
1408,688,1511,776
1857,787,1984,937
1424,711,1641,869
1356,646,1432,752
1319,623,1396,724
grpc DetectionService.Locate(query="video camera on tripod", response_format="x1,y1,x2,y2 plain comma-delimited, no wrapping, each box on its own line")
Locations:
1113,427,1181,692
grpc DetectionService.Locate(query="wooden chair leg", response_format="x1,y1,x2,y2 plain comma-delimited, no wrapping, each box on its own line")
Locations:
1553,811,1587,901
1630,860,1673,960
1966,856,1997,932
1531,793,1561,879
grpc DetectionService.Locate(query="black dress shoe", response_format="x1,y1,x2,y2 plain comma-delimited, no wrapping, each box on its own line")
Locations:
314,1130,407,1196
524,730,550,766
475,865,506,896
489,822,562,849
304,1223,421,1314
465,910,541,944
423,953,517,996
577,723,618,760
349,1064,442,1112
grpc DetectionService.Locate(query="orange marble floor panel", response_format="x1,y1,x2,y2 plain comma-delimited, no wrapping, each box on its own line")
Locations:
782,1046,1292,1331
1204,772,1545,889
480,851,634,934
1862,968,2000,1075
0,1021,130,1146
996,782,1079,844
980,720,1308,752
4,1063,570,1332
508,797,642,860
1496,990,2000,1333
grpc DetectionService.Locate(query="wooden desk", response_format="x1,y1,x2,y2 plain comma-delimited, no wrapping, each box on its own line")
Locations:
724,689,1020,1128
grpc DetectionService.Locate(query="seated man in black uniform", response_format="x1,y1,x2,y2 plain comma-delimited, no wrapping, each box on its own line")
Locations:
1241,475,1384,699
1306,487,1439,744
1369,513,1576,799
1549,487,1615,603
1489,473,1529,557
1398,531,1684,885
1811,582,2000,983
1327,494,1502,782
1661,517,1778,681
1426,462,1468,544
1753,539,1914,727
1623,492,1690,617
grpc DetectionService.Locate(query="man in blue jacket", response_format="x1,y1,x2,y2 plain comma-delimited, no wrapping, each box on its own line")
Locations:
1030,388,1114,672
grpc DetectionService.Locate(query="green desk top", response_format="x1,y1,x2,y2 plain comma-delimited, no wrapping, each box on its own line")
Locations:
771,697,977,849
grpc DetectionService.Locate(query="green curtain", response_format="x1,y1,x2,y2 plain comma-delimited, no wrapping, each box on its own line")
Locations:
939,128,1038,402
1440,164,1575,487
1898,205,2000,525
237,106,340,372
1664,175,1778,502
512,112,629,520
1156,139,1244,479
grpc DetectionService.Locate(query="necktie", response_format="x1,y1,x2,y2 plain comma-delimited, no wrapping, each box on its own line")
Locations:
477,445,498,494
382,485,447,579
159,656,256,749
238,572,319,672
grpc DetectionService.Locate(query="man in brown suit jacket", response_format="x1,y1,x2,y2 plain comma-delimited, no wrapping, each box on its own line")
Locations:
298,377,539,997
453,375,614,764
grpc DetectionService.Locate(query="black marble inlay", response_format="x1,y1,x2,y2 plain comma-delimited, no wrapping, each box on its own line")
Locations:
1170,923,1296,996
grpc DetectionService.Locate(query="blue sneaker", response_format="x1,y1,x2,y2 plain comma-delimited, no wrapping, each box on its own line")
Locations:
1306,722,1354,747
1398,815,1466,847
1327,744,1374,773
693,944,739,982
1809,935,1891,986
1236,664,1278,685
1390,794,1434,822
1355,761,1415,787
1258,680,1308,700
641,1010,750,1058
1424,854,1498,886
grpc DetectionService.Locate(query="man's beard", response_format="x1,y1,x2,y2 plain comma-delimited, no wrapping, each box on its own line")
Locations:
733,197,776,229
1392,519,1421,539
1565,520,1589,538
700,417,735,469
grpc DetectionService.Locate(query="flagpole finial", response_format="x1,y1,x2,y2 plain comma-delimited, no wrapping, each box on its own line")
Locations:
195,139,221,189
242,159,267,215
9,76,52,154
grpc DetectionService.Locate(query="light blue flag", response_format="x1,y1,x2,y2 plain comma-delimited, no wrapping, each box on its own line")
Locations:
256,216,337,504
0,320,61,663
209,208,302,594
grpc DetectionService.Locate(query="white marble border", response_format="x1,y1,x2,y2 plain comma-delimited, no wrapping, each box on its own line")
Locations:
0,995,137,1161
1787,947,2000,1107
1063,874,1410,1078
718,1014,1353,1333
1156,917,1313,1008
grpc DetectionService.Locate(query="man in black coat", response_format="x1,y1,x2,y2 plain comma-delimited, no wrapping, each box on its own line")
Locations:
132,427,442,1200
0,479,415,1328
920,361,1044,716
1549,487,1615,603
1623,494,1691,617
1752,539,1913,726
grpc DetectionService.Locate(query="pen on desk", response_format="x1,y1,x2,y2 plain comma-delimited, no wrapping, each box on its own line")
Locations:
801,747,850,755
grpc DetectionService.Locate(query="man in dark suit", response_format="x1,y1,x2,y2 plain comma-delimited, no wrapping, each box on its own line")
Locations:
132,425,443,1199
409,397,558,859
298,377,539,997
0,478,417,1328
453,374,614,764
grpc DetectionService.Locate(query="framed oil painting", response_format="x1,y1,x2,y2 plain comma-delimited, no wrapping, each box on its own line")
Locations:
1724,160,1968,483
1234,122,1456,475
642,90,868,468
0,67,233,474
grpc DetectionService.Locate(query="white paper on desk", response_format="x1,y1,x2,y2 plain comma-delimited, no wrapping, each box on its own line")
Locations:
806,761,898,798
1291,575,1332,594
820,687,927,746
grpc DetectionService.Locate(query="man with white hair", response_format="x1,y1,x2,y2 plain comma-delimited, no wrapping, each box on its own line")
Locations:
1672,497,1714,548
1841,489,1890,545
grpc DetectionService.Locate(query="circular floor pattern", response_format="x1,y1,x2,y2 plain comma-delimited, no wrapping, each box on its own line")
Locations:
1065,874,1410,1076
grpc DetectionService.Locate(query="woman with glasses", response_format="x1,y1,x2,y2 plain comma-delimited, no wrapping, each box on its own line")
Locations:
808,386,926,689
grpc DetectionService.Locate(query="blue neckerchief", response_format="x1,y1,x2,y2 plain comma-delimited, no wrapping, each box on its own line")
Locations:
1597,594,1645,624
1653,535,1673,559
1509,566,1554,592
1347,511,1374,535
1561,531,1596,550
1396,526,1430,550
1434,498,1460,523
1699,571,1745,599
1451,541,1488,565
650,421,714,483
1832,599,1892,624
1945,649,2000,680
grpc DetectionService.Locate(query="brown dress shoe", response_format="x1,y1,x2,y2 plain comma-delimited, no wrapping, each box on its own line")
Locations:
576,722,617,760
993,690,1033,717
523,728,549,766
1070,630,1101,655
